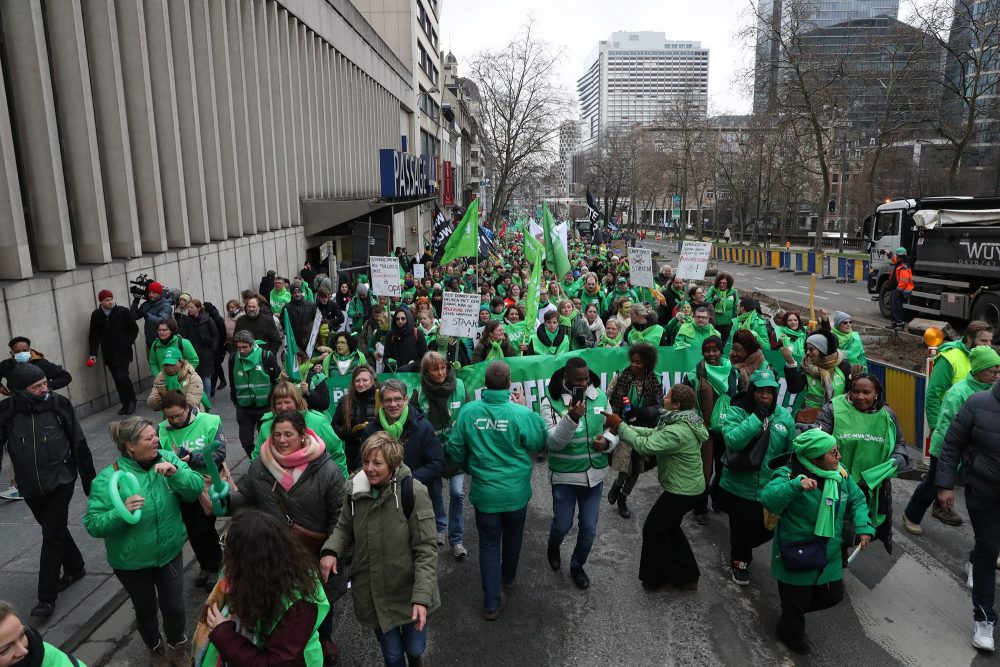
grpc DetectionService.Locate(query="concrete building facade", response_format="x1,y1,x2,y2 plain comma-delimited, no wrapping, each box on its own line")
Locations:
0,0,421,413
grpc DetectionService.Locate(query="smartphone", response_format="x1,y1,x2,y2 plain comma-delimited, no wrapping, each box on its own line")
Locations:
571,386,586,404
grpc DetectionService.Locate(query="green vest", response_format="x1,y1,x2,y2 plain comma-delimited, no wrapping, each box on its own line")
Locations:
157,412,222,476
831,394,895,483
804,365,846,408
269,288,291,315
532,331,569,355
233,346,272,408
628,324,664,346
200,583,329,667
41,642,83,667
546,390,610,473
939,345,971,385
504,321,528,352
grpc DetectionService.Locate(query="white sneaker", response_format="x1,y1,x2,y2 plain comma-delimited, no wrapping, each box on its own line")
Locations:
967,562,974,590
973,620,995,651
0,486,22,501
436,532,446,546
452,543,468,560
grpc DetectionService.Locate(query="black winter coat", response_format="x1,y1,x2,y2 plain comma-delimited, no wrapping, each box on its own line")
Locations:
332,387,377,472
939,381,1000,500
232,313,282,354
203,303,229,362
384,310,426,371
317,298,345,331
184,313,219,376
0,393,95,498
361,407,444,487
285,299,319,351
88,305,139,366
0,356,72,394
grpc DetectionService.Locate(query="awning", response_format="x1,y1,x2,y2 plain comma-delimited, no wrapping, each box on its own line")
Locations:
300,195,436,238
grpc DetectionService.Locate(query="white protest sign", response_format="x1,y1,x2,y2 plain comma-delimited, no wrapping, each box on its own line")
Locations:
439,292,481,339
413,264,425,280
676,241,713,281
305,311,323,357
370,256,402,298
629,247,654,288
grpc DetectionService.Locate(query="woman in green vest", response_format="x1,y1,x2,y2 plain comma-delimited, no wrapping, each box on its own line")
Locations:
793,331,854,410
503,304,529,354
198,509,330,666
148,318,200,377
0,600,86,666
771,310,807,364
626,303,666,347
252,381,348,478
706,272,738,343
472,320,517,362
760,429,874,655
84,416,205,666
719,369,797,587
416,310,439,351
326,332,367,377
827,310,867,368
811,373,911,556
158,391,226,592
411,352,471,560
664,301,693,346
530,310,570,356
904,345,1000,535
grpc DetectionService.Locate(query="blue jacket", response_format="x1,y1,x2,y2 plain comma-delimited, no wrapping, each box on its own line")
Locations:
361,407,445,486
131,296,174,345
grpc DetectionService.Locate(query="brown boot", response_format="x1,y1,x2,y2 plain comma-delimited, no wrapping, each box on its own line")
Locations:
321,637,340,665
149,639,171,667
166,637,191,666
407,656,424,667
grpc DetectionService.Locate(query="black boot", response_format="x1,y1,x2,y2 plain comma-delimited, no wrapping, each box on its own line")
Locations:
617,496,631,519
608,482,622,505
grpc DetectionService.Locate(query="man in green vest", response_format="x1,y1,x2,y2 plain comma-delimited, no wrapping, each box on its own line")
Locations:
228,330,281,456
540,357,618,591
269,276,291,316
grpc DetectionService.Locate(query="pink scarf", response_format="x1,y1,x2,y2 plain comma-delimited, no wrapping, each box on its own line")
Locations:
260,428,325,492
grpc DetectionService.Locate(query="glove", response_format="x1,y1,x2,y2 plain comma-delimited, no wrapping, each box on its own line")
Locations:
752,406,770,421
602,412,623,432
82,476,93,497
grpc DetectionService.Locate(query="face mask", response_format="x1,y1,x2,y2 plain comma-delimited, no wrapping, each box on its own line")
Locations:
14,351,30,363
228,309,240,318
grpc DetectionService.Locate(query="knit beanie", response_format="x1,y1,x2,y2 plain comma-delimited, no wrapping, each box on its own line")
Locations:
806,334,829,355
148,281,164,295
11,363,45,391
793,428,838,461
969,345,1000,375
832,311,851,328
98,289,114,301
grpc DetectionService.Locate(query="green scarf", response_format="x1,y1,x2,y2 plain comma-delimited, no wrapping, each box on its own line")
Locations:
796,459,846,538
702,360,733,396
860,459,898,528
378,403,409,440
558,309,579,328
164,373,181,392
486,340,505,361
597,331,623,347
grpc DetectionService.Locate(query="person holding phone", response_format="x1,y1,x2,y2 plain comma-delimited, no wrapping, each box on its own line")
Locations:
539,357,618,590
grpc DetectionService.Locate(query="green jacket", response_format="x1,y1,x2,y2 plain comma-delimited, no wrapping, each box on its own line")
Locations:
601,288,637,317
833,328,867,368
41,641,84,666
446,389,548,513
269,287,291,316
706,286,738,326
619,416,709,496
83,450,204,570
760,462,874,586
148,334,200,377
930,374,991,457
673,321,720,351
731,310,770,347
253,410,348,479
325,464,440,632
720,402,796,500
925,340,970,434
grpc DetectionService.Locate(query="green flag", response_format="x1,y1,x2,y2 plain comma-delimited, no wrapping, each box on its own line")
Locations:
541,203,571,279
523,235,544,327
441,199,479,264
282,309,301,382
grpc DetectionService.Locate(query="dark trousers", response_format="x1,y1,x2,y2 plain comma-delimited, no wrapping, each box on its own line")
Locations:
904,454,940,523
777,580,844,641
177,499,221,573
639,491,700,587
114,553,186,647
890,288,906,326
235,406,267,457
967,487,1000,623
718,486,773,564
716,324,733,346
475,506,527,613
613,452,641,497
24,482,85,602
106,362,136,405
695,431,725,515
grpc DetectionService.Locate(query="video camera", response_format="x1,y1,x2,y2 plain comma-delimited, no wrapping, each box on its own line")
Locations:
129,273,155,299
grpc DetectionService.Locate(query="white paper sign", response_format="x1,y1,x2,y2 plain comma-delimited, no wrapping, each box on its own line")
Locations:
439,292,481,339
413,264,425,280
305,311,323,357
676,242,713,281
629,247,654,288
370,256,402,298
554,222,568,255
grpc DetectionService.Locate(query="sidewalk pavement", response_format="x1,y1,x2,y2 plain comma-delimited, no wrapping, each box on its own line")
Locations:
0,383,251,655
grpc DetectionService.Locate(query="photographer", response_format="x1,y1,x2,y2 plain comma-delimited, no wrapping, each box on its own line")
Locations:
129,278,173,350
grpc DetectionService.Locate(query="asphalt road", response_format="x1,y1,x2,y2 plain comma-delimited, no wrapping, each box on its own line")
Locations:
93,465,989,666
644,240,887,325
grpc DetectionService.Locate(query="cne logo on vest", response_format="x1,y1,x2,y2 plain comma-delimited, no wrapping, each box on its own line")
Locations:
474,418,509,432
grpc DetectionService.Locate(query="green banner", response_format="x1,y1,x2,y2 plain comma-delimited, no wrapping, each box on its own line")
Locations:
325,346,804,415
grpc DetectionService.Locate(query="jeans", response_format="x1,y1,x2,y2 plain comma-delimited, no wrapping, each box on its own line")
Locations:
904,454,940,523
235,406,267,457
475,506,528,613
177,499,220,573
430,474,465,545
374,621,427,667
549,482,603,570
890,288,907,325
23,482,85,602
114,553,186,647
640,491,700,587
717,486,774,565
777,580,844,642
201,375,212,399
106,362,136,405
966,487,1000,623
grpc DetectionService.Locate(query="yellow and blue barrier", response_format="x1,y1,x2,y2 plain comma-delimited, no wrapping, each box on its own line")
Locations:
709,245,868,280
866,359,926,451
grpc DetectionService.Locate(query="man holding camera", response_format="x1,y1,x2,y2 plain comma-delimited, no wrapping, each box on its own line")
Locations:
130,280,173,349
540,357,618,590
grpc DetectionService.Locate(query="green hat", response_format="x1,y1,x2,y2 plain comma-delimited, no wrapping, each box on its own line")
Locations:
895,247,907,256
162,348,182,365
466,268,475,275
970,345,1000,375
793,428,837,461
749,368,779,389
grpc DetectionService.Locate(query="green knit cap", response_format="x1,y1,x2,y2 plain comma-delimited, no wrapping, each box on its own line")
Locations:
793,428,837,462
969,345,1000,375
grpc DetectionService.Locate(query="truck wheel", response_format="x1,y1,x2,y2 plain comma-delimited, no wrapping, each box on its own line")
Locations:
877,281,892,318
971,294,1000,330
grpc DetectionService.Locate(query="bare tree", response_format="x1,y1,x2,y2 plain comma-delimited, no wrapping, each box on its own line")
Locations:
467,20,570,224
582,125,639,225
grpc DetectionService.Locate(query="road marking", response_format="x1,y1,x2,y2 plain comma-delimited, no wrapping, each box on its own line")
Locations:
773,281,785,285
857,297,872,302
826,291,840,295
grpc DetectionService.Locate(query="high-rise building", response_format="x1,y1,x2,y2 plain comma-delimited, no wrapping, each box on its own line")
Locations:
558,120,581,196
753,0,900,113
577,31,709,150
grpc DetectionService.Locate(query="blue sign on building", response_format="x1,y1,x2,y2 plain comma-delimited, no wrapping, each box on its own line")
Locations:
379,149,435,200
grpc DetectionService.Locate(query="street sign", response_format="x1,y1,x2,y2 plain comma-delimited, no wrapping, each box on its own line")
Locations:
671,195,682,222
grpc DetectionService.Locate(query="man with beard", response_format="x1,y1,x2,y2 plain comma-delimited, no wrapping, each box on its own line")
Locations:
232,297,281,354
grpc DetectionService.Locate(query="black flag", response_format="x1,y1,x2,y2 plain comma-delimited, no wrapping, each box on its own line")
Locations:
586,188,603,224
431,206,453,262
478,225,496,258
